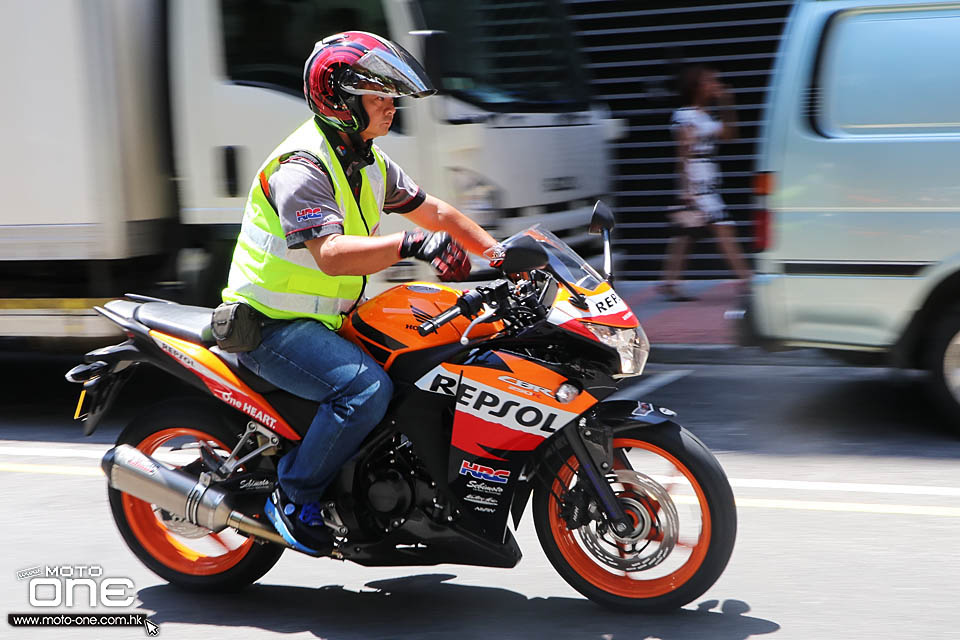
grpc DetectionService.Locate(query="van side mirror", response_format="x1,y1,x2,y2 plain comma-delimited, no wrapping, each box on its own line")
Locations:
409,30,448,93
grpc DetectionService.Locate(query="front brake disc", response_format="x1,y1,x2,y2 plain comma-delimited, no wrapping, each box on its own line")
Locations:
575,469,679,572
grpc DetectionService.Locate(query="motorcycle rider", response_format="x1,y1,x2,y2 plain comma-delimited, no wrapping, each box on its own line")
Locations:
221,31,496,553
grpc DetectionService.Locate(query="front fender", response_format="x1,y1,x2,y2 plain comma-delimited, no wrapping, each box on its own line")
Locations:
590,380,679,429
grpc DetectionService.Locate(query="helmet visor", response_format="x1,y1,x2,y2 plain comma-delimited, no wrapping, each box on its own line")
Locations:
340,46,436,99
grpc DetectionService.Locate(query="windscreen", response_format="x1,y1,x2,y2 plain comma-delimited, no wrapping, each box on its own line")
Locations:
499,225,605,292
414,0,589,112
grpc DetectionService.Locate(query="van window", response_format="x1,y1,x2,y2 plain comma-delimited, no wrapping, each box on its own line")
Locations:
818,7,960,136
220,0,391,97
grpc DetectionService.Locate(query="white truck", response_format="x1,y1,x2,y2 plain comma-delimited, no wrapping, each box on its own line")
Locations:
0,0,622,341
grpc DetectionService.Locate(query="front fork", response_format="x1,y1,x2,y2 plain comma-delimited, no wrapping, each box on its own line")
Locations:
562,418,634,536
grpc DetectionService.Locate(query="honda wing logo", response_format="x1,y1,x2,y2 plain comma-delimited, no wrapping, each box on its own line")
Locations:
410,305,433,324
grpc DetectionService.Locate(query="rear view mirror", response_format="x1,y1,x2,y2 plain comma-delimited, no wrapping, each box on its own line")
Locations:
589,200,616,283
498,236,549,274
589,200,615,235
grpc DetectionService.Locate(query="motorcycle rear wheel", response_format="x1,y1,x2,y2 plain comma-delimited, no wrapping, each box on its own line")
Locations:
533,423,736,612
107,399,284,591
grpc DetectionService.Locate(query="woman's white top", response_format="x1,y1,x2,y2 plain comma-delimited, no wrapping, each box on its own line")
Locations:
671,107,727,221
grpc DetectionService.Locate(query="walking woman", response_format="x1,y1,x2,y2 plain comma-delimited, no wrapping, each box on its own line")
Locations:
658,65,751,301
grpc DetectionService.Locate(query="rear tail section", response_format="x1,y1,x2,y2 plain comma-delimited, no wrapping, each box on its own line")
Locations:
67,297,296,440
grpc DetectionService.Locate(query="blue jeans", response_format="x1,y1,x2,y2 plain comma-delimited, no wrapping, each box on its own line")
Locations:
238,319,393,503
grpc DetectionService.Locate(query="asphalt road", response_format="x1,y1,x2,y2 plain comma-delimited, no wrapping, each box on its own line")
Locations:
3,355,960,639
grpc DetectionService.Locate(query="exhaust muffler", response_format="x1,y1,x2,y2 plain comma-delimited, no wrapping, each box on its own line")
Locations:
102,444,291,548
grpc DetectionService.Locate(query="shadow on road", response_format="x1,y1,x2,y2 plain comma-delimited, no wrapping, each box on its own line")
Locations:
659,365,960,458
137,573,779,639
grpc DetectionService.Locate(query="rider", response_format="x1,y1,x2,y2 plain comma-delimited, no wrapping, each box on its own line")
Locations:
221,31,496,553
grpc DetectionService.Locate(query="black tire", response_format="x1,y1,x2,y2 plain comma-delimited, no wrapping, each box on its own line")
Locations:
924,306,960,427
107,398,284,591
533,423,736,612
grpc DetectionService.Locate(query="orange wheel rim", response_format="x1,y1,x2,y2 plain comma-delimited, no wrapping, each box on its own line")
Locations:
121,428,254,575
548,437,712,598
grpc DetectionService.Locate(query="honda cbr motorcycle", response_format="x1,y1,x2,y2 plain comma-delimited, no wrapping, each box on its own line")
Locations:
67,202,736,612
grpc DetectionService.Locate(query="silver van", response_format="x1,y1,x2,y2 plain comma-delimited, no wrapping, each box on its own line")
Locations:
745,1,960,421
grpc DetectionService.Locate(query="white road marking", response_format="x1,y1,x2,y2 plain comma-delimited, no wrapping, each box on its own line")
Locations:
626,369,693,399
670,494,960,517
0,445,109,459
649,475,960,498
729,477,960,497
733,497,960,518
0,442,207,465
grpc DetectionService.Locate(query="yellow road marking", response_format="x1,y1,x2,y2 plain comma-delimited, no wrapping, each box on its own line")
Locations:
0,462,102,477
0,298,114,310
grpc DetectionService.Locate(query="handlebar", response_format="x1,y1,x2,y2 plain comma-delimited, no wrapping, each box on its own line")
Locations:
416,288,490,336
416,304,463,336
416,280,536,338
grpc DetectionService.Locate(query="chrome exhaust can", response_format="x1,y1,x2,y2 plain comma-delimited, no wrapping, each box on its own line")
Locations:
102,444,289,547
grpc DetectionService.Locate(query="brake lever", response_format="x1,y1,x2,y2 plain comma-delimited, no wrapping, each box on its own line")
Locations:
459,308,498,345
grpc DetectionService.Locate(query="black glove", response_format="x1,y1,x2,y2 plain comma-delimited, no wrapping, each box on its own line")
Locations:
399,230,472,282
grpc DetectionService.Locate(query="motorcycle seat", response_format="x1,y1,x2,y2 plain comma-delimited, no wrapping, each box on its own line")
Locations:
114,301,279,393
134,302,216,346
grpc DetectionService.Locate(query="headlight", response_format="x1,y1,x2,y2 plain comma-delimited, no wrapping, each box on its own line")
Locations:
584,323,650,377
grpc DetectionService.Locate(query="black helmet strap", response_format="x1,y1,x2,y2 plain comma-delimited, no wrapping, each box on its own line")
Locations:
345,132,374,171
342,93,370,135
314,117,374,179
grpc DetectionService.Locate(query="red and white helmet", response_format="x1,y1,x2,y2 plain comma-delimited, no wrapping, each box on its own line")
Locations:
303,31,436,133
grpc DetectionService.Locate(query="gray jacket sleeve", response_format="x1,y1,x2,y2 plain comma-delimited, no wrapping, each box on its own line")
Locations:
268,155,344,250
377,147,426,214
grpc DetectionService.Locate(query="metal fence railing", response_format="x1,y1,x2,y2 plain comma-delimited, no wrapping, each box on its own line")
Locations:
562,0,793,278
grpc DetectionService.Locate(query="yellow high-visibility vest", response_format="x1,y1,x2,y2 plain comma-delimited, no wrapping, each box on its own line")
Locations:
222,118,386,330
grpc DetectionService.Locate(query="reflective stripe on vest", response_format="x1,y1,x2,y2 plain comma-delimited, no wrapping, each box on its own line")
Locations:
238,217,317,270
222,118,388,330
229,282,352,316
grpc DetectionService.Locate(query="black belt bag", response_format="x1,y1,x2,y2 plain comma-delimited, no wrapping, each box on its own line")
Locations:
211,302,262,353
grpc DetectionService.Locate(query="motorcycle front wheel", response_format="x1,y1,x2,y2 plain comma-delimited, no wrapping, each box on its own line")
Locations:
533,423,736,612
107,399,284,591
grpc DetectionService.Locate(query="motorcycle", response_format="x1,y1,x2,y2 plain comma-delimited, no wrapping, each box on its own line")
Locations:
67,201,736,612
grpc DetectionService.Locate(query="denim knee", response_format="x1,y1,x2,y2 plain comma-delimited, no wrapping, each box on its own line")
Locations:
350,364,393,425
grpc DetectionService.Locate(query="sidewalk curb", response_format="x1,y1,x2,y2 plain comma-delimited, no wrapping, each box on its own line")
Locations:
649,344,842,367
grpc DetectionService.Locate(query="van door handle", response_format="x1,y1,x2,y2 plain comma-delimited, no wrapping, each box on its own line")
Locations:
221,146,240,197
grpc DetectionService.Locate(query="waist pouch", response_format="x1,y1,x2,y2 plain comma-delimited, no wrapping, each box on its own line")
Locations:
211,302,262,353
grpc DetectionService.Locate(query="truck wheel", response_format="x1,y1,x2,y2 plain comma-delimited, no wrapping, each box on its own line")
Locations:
925,306,960,427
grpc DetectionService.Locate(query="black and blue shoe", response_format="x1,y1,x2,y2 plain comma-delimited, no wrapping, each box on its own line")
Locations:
264,488,333,556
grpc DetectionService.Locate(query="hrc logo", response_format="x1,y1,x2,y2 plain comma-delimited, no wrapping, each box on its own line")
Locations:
459,460,510,484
